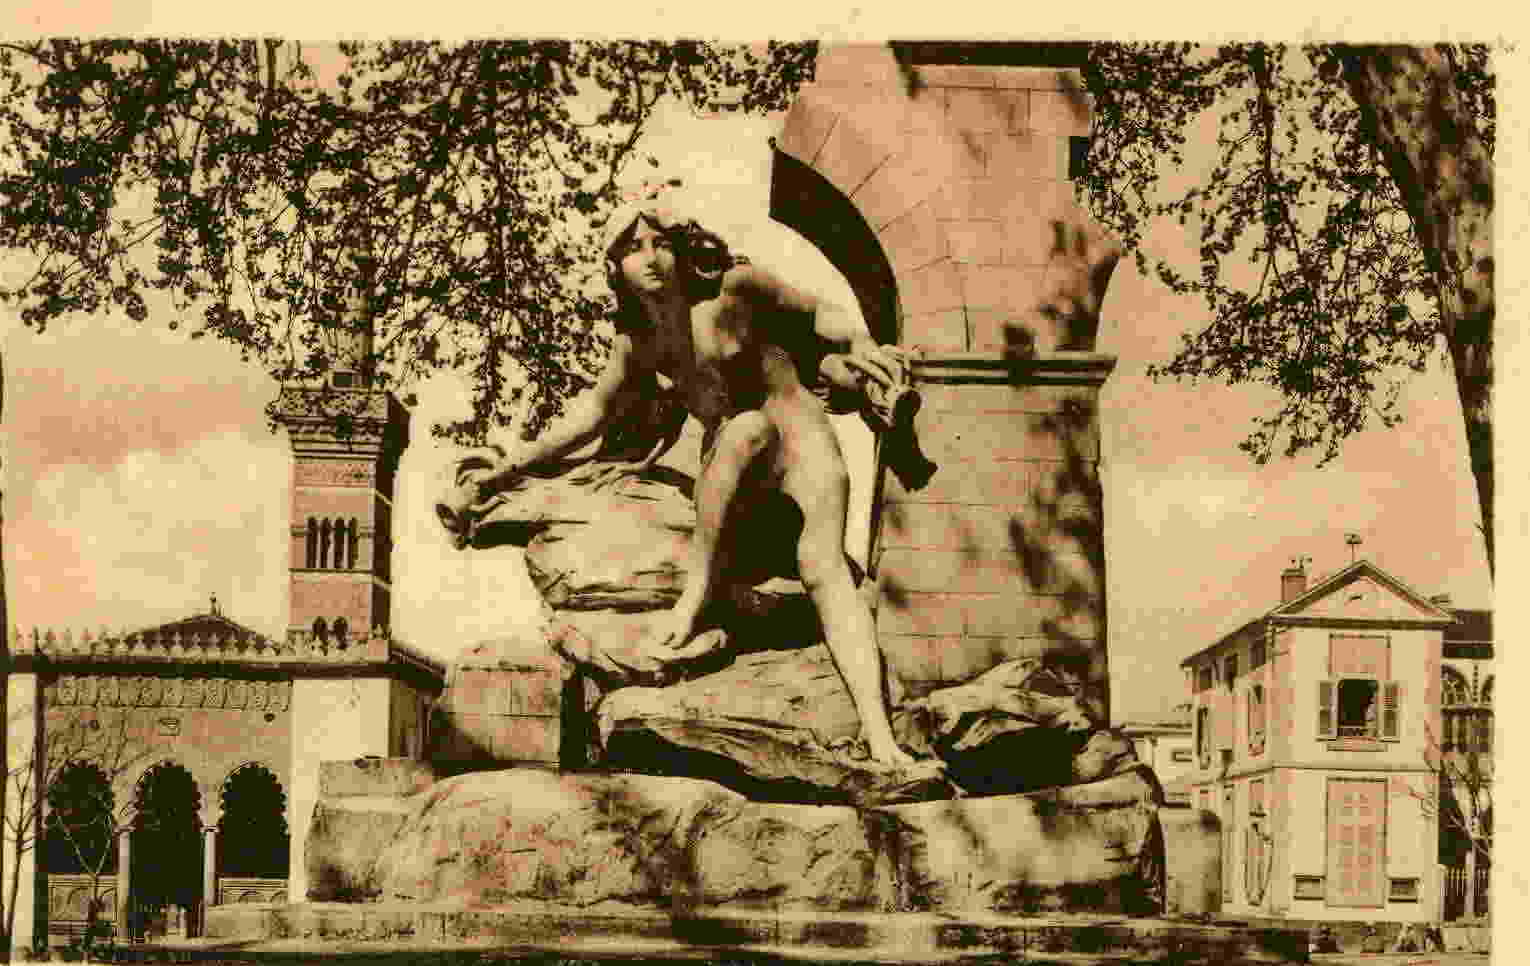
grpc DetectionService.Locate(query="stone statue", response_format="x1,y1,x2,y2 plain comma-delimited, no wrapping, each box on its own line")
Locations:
439,199,932,776
309,201,1169,923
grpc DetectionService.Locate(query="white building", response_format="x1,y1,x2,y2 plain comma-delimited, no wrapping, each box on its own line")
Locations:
1181,559,1455,923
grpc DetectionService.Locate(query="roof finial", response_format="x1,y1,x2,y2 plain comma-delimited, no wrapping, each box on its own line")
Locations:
210,593,220,617
1344,532,1363,564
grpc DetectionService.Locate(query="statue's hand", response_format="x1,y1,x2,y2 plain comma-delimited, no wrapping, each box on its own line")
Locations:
452,447,512,502
570,458,649,492
821,340,911,393
820,341,919,432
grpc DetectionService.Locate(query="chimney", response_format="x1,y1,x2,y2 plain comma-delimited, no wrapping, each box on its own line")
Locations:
322,224,377,388
1281,563,1308,603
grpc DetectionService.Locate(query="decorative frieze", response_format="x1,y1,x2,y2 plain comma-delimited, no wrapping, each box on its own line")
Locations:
294,459,375,488
44,674,292,711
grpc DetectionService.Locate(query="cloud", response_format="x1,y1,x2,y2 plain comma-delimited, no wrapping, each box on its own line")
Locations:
7,430,290,638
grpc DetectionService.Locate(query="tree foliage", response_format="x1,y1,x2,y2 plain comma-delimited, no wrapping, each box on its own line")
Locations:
0,39,815,439
1080,43,1495,564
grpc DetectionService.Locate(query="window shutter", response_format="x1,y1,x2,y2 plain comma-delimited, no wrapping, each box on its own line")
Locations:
1382,681,1400,739
1245,827,1256,900
1318,680,1336,738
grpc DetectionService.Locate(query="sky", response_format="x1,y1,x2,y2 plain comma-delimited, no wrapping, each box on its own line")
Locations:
1,54,1497,727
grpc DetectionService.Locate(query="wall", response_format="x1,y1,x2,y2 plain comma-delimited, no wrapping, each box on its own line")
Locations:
286,677,390,900
1186,617,1442,922
1279,769,1436,923
1286,624,1437,768
41,685,293,828
775,44,1120,718
387,677,430,760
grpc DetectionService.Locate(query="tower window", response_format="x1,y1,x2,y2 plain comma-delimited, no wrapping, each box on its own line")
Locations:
311,617,329,645
319,519,332,569
305,518,318,568
333,617,349,649
333,518,348,569
349,517,360,570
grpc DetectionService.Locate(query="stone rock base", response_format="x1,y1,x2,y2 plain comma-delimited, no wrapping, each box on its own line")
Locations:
306,763,1164,917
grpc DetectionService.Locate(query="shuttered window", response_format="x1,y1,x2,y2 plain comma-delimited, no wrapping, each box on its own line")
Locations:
1318,680,1336,738
1381,681,1400,739
1318,678,1400,740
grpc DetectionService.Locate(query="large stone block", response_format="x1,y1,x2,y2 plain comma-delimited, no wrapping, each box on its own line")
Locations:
1160,807,1222,918
941,86,1013,133
306,792,416,901
425,632,576,774
851,154,943,232
878,767,1162,915
307,766,1163,917
899,308,968,351
370,769,894,911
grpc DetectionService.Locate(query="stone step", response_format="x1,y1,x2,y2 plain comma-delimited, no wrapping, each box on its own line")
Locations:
203,901,1308,963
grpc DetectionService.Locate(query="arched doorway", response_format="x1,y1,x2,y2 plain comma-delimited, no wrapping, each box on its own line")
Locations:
45,762,115,876
217,763,289,903
130,762,202,939
43,762,118,940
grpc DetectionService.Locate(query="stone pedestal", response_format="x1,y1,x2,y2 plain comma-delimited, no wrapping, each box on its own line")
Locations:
424,631,588,775
305,760,1163,916
876,356,1113,719
770,46,1120,721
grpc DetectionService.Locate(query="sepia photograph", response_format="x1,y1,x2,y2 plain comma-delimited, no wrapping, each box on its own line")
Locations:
0,17,1507,966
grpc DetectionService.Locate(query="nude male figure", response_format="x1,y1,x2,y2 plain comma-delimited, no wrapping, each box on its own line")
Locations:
460,204,922,769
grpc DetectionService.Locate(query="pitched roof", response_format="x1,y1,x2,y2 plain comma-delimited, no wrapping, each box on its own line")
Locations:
129,609,276,644
1181,559,1455,668
1445,608,1492,644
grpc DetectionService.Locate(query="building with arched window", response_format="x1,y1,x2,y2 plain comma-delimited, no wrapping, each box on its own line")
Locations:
1179,559,1491,926
2,377,445,951
1438,607,1492,921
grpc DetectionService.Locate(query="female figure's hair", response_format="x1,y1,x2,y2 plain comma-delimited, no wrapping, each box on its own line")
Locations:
602,205,745,333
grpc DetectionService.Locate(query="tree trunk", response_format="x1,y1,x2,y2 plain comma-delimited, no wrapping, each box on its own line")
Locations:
1338,45,1495,575
0,352,13,964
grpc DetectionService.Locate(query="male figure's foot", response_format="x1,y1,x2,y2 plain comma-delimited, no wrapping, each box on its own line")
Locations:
864,734,925,771
640,601,705,657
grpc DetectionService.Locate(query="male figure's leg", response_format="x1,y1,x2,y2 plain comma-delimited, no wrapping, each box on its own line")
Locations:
647,409,777,652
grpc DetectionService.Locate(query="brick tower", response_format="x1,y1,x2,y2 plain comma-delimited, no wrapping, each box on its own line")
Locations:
271,240,409,641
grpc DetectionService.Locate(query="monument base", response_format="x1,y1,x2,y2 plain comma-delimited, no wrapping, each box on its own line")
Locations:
306,762,1165,917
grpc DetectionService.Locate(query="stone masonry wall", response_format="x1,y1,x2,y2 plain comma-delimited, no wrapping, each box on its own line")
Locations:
775,45,1119,717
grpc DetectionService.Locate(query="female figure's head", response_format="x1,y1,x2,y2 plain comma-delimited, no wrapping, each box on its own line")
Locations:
602,204,739,327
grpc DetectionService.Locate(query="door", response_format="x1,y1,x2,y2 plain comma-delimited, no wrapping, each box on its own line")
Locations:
1326,778,1386,907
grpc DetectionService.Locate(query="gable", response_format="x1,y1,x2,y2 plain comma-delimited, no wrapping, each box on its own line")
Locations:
1284,573,1442,623
128,611,272,644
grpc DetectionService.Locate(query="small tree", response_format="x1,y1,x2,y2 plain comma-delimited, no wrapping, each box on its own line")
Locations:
2,705,150,959
1414,716,1492,919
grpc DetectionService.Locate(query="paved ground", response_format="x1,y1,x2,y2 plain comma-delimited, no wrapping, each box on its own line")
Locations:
1312,957,1489,966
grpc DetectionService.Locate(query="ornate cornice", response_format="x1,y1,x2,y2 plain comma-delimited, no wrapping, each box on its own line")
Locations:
4,627,444,686
912,352,1117,386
